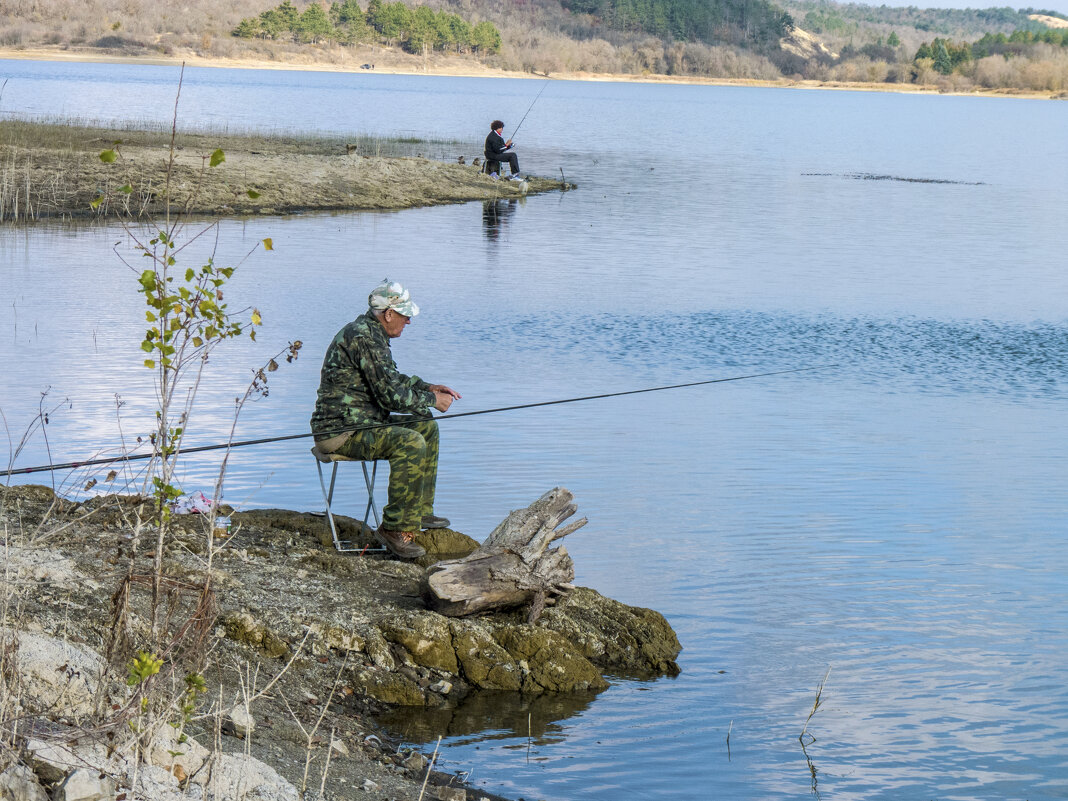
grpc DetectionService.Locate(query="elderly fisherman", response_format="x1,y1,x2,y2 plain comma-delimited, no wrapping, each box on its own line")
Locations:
310,280,461,558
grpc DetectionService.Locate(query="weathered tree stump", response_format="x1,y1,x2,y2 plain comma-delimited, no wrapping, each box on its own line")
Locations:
422,488,587,622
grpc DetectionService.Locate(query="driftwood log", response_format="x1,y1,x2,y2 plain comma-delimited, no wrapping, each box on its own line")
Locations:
422,487,587,622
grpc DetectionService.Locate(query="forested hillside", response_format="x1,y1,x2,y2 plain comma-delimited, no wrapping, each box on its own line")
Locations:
0,0,1066,93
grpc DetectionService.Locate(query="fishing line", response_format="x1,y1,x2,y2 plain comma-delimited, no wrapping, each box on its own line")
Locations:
4,365,835,477
510,77,552,140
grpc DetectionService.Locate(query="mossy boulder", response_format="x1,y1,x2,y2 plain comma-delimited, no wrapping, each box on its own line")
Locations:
379,611,458,674
448,620,522,691
539,587,682,677
350,668,426,707
493,626,609,693
414,528,479,558
222,611,291,659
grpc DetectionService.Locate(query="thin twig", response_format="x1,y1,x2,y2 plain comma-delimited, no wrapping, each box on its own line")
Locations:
416,736,442,801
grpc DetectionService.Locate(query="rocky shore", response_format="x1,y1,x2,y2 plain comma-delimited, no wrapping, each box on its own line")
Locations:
0,122,574,223
0,482,681,800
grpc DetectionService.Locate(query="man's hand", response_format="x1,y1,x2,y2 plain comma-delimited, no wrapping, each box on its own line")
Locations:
506,139,513,147
430,384,461,413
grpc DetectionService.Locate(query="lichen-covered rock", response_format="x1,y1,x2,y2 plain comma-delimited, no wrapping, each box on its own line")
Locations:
448,620,521,691
221,612,291,659
493,626,608,693
54,767,116,801
349,668,426,706
13,633,107,718
379,612,457,674
24,737,113,785
147,726,211,784
206,753,299,801
538,587,682,677
307,622,364,655
0,762,49,801
413,528,479,557
234,508,372,550
361,627,396,671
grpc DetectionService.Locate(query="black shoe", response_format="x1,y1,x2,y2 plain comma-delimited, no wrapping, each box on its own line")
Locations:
421,514,450,529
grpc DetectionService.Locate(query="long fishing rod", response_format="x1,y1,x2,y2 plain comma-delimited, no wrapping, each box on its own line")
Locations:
510,76,551,141
4,365,835,477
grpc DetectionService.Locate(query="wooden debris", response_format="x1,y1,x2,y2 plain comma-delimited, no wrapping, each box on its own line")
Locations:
422,488,587,623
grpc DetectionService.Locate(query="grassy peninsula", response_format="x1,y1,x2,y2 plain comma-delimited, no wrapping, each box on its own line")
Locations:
0,119,570,223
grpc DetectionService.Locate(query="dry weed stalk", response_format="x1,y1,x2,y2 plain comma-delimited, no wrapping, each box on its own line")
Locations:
799,665,831,745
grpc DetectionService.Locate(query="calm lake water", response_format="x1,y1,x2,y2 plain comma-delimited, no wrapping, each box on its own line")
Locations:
3,59,1068,800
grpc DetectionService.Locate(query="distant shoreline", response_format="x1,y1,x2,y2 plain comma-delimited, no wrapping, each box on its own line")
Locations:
0,45,1062,101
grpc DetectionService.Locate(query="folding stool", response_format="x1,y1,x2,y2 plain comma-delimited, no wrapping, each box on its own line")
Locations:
311,443,386,553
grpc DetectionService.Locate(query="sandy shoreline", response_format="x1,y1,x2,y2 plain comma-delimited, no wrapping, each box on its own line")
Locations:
1,44,1062,101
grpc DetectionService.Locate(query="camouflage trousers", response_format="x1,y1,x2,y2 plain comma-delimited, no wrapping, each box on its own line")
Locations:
329,415,438,532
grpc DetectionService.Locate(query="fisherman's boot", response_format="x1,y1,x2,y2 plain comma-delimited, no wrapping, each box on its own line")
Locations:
374,527,426,558
421,514,450,529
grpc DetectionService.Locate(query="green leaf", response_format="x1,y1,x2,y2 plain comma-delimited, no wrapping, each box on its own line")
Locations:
185,268,194,281
139,270,156,292
118,184,133,194
144,359,155,369
192,336,203,347
141,341,154,353
89,196,103,210
99,149,118,163
145,311,156,322
246,189,261,199
262,238,273,251
209,149,226,168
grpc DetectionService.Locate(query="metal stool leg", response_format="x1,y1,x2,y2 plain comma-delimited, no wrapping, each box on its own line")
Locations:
315,459,343,550
361,461,381,529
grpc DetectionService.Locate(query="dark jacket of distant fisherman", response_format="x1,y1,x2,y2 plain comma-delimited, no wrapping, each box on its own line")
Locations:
485,130,510,160
310,312,435,438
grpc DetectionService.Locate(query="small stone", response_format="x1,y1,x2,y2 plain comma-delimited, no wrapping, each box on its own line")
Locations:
225,704,255,737
361,778,380,792
401,751,427,771
429,680,453,695
429,787,466,801
0,763,48,801
54,768,116,801
329,737,349,756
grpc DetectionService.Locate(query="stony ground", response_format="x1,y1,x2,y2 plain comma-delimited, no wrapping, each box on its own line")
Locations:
0,122,573,223
0,482,680,800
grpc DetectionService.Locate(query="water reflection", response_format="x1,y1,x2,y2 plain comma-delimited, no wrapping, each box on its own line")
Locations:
378,689,597,746
481,199,517,241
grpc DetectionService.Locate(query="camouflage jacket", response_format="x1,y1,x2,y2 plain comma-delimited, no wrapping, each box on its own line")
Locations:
310,313,435,437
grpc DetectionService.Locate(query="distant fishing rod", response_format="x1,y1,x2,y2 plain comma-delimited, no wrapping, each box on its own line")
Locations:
5,365,835,477
510,76,552,140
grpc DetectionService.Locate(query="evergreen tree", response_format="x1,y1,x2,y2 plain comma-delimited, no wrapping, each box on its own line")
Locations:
933,39,953,74
471,20,501,53
276,0,300,30
297,3,335,43
233,17,261,38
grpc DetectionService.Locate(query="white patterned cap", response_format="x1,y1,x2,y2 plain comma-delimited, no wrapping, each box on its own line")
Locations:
368,279,419,317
